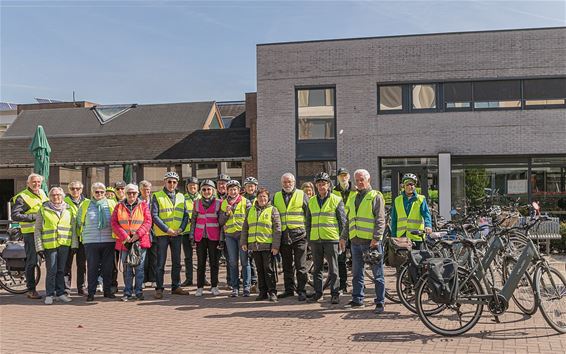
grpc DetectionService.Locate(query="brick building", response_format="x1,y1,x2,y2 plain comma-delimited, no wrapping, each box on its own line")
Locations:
256,27,566,217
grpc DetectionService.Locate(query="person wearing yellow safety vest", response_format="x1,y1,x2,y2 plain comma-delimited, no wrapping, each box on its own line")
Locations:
180,177,201,287
242,176,259,291
34,187,78,305
76,182,117,302
273,172,309,301
332,167,355,294
241,188,281,302
340,169,386,314
63,181,86,296
390,173,433,250
11,173,48,299
219,180,252,297
306,172,347,305
151,171,189,299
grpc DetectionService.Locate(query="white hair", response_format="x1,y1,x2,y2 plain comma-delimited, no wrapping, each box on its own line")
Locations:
68,181,84,190
281,173,295,182
91,182,106,193
125,183,139,193
139,180,152,189
354,169,371,180
27,173,44,183
48,186,64,197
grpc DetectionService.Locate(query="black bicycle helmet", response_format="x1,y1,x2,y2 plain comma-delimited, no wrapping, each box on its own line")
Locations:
314,172,331,184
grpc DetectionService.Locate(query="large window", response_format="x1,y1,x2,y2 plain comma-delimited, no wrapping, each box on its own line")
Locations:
296,160,336,186
378,77,566,114
473,80,521,109
297,88,335,140
380,157,438,206
195,163,219,180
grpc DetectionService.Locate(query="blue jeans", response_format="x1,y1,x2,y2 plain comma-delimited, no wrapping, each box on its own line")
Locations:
351,242,385,306
156,235,182,290
120,248,146,296
44,246,70,297
225,236,250,291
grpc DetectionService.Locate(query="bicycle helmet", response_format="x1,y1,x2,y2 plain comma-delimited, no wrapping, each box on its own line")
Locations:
243,176,258,186
200,179,216,189
314,172,331,184
402,173,418,184
163,171,179,181
226,180,241,189
185,177,199,185
217,174,231,182
362,249,383,265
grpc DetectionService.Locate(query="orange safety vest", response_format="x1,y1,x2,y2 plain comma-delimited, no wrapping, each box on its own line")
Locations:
115,203,145,235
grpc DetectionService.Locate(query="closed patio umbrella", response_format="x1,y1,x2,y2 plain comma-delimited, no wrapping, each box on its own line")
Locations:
29,125,51,193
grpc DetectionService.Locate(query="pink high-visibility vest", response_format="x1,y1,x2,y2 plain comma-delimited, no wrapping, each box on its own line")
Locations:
194,199,221,242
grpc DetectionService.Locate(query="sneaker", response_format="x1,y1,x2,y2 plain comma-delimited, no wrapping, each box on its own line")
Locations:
298,292,307,302
172,288,190,295
154,289,163,299
96,284,103,293
136,294,144,301
307,294,324,303
27,290,42,299
374,304,385,314
121,295,131,302
269,293,278,303
150,282,157,288
344,300,365,309
86,294,95,302
231,289,238,298
211,287,220,296
331,294,340,304
44,296,53,305
58,294,72,303
141,283,146,289
243,289,251,297
195,288,204,297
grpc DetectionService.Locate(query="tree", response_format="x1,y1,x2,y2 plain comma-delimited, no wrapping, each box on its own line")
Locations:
465,168,489,207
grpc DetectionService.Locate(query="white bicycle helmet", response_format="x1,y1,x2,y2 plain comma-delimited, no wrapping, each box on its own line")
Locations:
163,171,179,180
244,177,258,186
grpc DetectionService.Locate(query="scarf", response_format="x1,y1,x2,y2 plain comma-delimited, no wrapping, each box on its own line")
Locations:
46,201,67,217
93,198,109,229
227,194,242,207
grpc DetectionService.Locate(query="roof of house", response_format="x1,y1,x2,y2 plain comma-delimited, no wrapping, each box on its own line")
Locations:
3,101,215,138
217,101,245,119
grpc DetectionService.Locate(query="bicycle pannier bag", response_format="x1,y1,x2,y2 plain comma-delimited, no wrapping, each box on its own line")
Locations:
2,242,26,271
426,258,458,304
408,249,434,284
384,236,413,267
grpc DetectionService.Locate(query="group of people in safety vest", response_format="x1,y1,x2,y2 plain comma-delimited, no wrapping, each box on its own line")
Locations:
11,168,432,311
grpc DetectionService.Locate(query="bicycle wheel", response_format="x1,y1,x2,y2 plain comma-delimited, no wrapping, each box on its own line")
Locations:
0,257,30,294
396,265,417,313
381,265,401,303
415,269,484,336
535,265,566,334
503,257,536,315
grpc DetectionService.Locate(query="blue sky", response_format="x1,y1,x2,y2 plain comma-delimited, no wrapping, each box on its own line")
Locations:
1,0,565,104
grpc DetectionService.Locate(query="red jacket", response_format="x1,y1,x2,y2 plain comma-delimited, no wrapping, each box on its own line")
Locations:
111,200,152,251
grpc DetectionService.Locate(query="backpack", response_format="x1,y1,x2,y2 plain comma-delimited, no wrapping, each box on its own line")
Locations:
426,258,458,304
408,249,434,284
384,236,412,267
126,241,142,267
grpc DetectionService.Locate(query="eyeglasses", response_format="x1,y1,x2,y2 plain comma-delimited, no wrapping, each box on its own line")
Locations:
201,187,212,191
126,191,138,195
51,194,63,197
116,187,125,190
404,183,415,187
70,187,82,191
167,180,178,184
94,191,105,194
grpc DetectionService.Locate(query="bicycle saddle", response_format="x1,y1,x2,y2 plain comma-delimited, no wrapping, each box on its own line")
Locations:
462,238,487,248
439,239,460,248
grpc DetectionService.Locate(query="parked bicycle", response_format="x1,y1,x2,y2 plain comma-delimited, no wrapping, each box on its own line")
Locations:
0,227,42,294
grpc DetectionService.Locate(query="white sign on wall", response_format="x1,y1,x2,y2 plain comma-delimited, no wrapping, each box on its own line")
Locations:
507,180,528,194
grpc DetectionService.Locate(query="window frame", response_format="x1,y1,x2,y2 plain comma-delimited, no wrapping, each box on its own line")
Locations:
377,84,407,114
295,85,337,142
410,83,439,113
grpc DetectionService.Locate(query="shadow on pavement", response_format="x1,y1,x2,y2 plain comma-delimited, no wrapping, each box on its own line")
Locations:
350,331,443,344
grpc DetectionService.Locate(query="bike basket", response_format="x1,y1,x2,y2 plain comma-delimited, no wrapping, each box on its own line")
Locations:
426,258,458,305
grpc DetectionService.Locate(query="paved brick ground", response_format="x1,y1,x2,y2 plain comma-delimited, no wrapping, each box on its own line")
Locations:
1,259,565,353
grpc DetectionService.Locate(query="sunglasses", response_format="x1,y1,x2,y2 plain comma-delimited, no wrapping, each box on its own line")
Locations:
201,187,212,191
94,191,105,194
70,187,82,191
126,191,138,195
116,187,125,190
404,183,415,187
167,180,178,184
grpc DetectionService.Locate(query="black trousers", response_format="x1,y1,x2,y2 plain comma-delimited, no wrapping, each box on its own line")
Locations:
23,233,38,291
144,239,158,283
181,234,193,282
64,242,86,291
253,250,276,295
111,250,119,288
280,237,308,294
84,242,115,296
338,251,348,290
196,238,219,288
